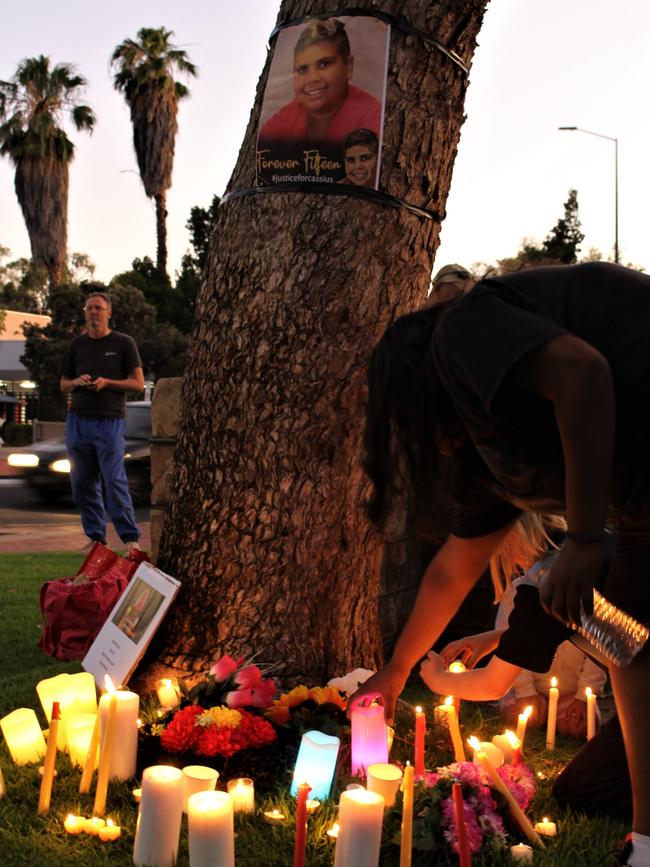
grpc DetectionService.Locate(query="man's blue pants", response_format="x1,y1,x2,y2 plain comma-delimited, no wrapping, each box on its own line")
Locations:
65,413,140,544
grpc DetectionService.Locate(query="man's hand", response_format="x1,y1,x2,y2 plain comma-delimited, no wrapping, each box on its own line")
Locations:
419,651,445,691
503,695,548,730
76,374,93,387
87,377,108,392
539,539,604,626
347,663,409,726
557,695,588,739
440,630,501,669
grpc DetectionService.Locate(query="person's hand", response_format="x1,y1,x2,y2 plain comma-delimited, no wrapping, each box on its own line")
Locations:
75,373,93,387
347,663,409,725
503,695,548,730
440,632,496,669
539,539,604,625
557,695,588,739
88,377,108,391
419,651,445,691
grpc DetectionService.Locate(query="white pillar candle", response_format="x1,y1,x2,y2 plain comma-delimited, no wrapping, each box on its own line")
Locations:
534,817,557,836
226,777,255,813
66,672,98,715
133,765,184,867
188,790,235,867
182,765,219,813
334,788,385,867
546,677,559,750
586,687,597,741
156,678,181,710
367,762,403,807
66,713,98,769
36,673,70,750
511,843,534,861
0,708,47,764
491,730,521,764
472,741,505,769
98,688,139,780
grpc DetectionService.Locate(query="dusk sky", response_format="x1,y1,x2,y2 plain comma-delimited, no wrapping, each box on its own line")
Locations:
1,0,647,283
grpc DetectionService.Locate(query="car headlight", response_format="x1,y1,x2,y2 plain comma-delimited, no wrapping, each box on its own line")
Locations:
7,453,39,468
50,459,71,474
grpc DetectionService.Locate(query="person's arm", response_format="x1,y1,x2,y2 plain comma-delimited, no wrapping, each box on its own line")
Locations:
349,523,516,723
440,629,505,669
60,373,93,394
515,334,614,625
420,650,521,701
88,367,145,394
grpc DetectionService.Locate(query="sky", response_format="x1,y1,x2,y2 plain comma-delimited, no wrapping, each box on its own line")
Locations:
1,0,648,284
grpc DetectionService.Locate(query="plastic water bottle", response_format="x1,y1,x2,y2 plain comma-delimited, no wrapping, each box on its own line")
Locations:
522,549,649,668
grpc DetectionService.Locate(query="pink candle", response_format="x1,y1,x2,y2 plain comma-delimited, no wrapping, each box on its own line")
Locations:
350,702,388,776
452,782,471,867
293,782,311,867
414,706,425,776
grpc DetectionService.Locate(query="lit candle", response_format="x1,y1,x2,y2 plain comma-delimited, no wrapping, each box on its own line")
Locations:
293,781,311,867
226,777,255,813
84,816,106,836
37,701,60,814
182,765,219,813
511,843,534,862
516,705,533,751
491,730,521,764
64,814,85,834
156,677,181,710
98,818,121,842
66,713,97,769
468,737,544,849
436,697,466,763
472,740,505,769
327,821,340,839
448,661,465,713
188,790,235,867
291,730,340,800
586,687,597,741
399,762,414,867
264,808,286,825
36,674,70,750
534,817,557,837
387,726,395,755
414,706,426,776
367,762,403,808
334,788,385,867
452,782,471,867
350,702,388,775
93,690,117,817
0,707,46,765
98,678,139,781
546,677,559,750
79,713,101,794
132,787,142,803
133,765,184,867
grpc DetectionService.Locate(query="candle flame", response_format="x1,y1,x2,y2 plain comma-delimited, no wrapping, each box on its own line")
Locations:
107,819,114,828
505,730,520,747
585,686,592,697
449,661,466,673
444,696,453,707
103,674,116,693
163,678,171,687
467,735,481,751
415,705,423,714
523,705,533,720
543,817,548,823
551,676,558,688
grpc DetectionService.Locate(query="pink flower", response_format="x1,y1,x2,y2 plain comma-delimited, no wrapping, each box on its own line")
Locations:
496,762,536,810
420,771,440,788
235,664,263,688
210,654,244,681
226,678,276,710
442,794,484,854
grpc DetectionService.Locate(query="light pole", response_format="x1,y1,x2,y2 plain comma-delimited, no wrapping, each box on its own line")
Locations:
558,126,619,264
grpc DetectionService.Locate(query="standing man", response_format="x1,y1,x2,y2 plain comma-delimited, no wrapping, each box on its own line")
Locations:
60,291,144,550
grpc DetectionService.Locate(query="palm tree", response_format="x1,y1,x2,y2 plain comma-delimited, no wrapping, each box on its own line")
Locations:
111,27,197,275
0,56,95,288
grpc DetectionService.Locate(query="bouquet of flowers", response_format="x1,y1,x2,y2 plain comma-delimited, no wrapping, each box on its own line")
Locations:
184,654,277,711
161,705,276,759
265,684,348,737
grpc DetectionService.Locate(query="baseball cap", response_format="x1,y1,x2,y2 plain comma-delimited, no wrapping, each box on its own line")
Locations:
432,263,471,284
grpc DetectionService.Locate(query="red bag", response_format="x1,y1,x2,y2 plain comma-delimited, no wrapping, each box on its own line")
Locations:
38,543,149,661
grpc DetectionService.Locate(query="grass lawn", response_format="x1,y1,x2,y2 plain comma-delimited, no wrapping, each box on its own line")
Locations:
0,553,629,865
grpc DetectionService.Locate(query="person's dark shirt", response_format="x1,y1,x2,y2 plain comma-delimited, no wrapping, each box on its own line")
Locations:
61,331,142,419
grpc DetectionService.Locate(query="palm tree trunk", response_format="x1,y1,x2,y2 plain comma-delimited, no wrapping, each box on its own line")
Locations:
136,0,489,691
155,191,168,274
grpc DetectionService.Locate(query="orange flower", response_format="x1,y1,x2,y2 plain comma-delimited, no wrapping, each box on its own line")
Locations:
309,686,346,709
264,685,311,724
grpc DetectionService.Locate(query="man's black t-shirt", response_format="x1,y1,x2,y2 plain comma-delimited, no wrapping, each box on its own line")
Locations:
61,331,142,419
430,262,650,536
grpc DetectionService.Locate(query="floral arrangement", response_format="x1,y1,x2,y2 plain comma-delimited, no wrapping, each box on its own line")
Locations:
160,704,276,759
265,684,348,738
184,654,277,711
385,760,536,858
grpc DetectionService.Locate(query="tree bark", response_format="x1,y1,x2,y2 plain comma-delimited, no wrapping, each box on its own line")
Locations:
138,0,489,690
155,191,168,274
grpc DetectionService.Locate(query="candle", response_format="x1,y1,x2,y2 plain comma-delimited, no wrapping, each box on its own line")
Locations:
133,765,184,867
132,787,142,803
37,701,60,814
84,816,106,836
293,781,311,867
414,706,426,775
534,817,557,837
64,814,85,834
98,680,139,780
449,661,465,713
472,740,505,769
436,697,466,763
350,702,388,775
367,762,403,808
306,799,320,814
188,790,235,867
468,737,544,849
36,674,69,750
67,713,97,769
79,713,101,794
264,808,286,825
586,687,597,741
182,765,219,813
399,762,414,867
98,818,121,842
452,782,471,867
511,843,534,862
516,705,533,751
93,691,117,817
327,822,340,839
387,726,395,755
226,777,255,813
156,678,181,710
546,677,559,750
0,708,46,765
334,788,384,867
290,729,340,800
491,730,521,764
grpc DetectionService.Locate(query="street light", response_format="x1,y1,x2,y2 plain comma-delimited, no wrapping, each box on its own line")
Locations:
558,126,619,263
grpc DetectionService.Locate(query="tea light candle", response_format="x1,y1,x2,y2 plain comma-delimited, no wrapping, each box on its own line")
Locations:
516,705,533,751
546,677,559,750
0,708,47,765
327,821,340,839
367,762,403,808
448,661,466,674
511,843,534,862
132,787,142,803
133,765,184,867
98,818,121,842
188,790,235,867
472,740,505,769
334,788,384,867
350,702,388,775
66,713,98,769
226,777,254,813
534,817,557,837
414,706,426,775
84,816,106,836
263,808,286,825
586,687,597,741
64,814,85,834
182,765,219,813
156,678,181,710
306,799,320,814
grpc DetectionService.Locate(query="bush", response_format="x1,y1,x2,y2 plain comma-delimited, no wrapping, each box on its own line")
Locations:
2,421,32,446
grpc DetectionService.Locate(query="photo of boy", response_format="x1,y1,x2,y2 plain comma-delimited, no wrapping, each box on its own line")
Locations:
339,128,379,188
